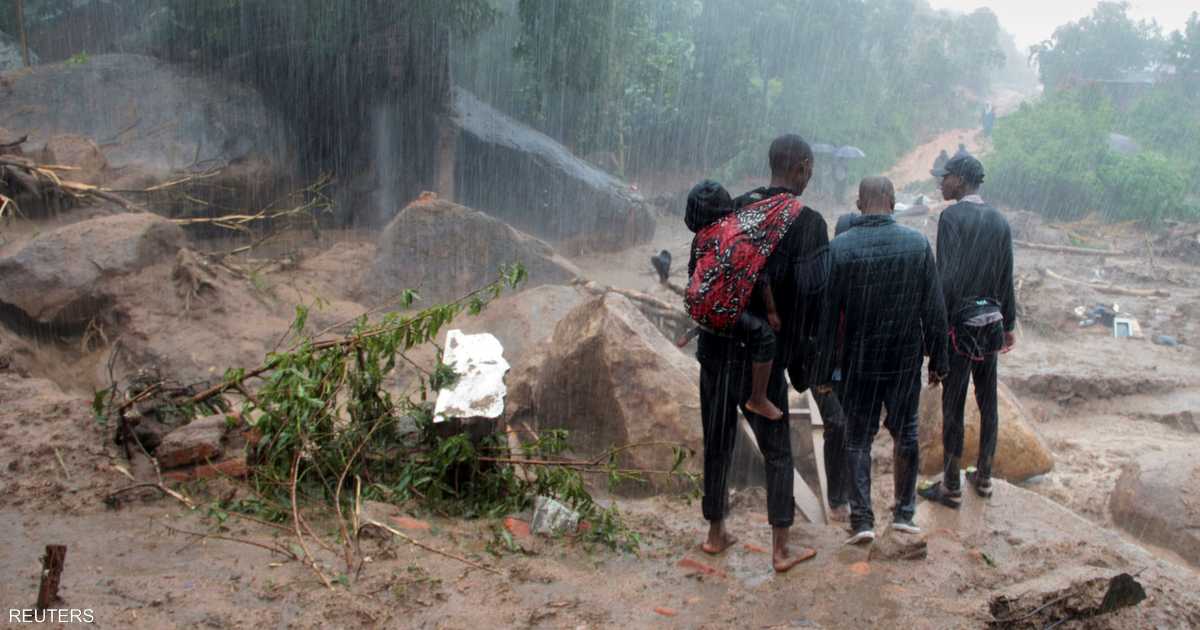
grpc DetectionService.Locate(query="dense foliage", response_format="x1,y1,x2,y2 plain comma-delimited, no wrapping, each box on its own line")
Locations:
458,0,1012,180
990,6,1200,223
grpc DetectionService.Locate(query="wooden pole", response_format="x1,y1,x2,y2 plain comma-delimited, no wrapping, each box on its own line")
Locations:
15,0,30,68
36,545,66,610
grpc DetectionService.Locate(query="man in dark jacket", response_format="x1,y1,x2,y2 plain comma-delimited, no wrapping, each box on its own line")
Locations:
921,154,1016,506
695,134,828,572
815,176,948,543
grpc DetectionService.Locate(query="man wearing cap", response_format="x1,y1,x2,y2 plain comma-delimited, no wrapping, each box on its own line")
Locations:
920,154,1017,508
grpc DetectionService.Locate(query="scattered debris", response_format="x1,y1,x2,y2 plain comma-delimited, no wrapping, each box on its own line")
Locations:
36,545,67,610
1042,268,1169,298
1112,317,1142,339
154,414,230,469
433,330,510,424
530,496,580,536
1016,241,1125,256
504,517,532,539
988,572,1146,629
1151,334,1179,347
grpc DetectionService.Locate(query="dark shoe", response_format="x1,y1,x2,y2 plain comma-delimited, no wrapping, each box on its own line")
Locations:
844,526,875,545
918,481,962,509
966,469,993,498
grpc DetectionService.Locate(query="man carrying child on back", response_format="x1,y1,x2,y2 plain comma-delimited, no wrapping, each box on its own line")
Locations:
682,135,829,572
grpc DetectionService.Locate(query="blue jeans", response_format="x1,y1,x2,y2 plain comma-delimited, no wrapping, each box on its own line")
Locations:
841,369,922,531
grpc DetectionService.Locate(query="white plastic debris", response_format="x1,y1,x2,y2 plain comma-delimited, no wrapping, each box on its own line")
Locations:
433,330,510,424
530,496,580,536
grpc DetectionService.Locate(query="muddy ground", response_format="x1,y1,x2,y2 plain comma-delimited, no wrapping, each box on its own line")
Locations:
2,135,1200,628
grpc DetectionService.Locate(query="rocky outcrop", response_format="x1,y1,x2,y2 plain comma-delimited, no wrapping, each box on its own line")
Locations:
39,134,109,184
505,293,701,494
0,30,37,71
1,54,288,186
1110,452,1200,567
361,197,581,305
453,89,654,252
450,285,587,368
918,381,1053,482
0,213,184,325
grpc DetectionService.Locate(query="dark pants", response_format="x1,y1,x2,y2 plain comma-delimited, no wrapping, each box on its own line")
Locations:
734,310,776,364
941,351,999,491
812,386,849,509
697,331,794,528
842,369,922,531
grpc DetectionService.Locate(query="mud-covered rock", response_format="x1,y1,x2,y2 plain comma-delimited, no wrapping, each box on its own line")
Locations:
155,414,229,470
1110,452,1200,567
362,197,581,304
0,213,184,325
39,134,109,184
453,88,654,252
505,293,701,494
451,285,587,367
2,54,287,183
918,381,1053,482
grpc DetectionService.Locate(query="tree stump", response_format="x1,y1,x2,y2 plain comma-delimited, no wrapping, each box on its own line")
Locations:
36,545,67,610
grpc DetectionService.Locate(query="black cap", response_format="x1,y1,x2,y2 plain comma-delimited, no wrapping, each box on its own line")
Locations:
932,154,985,185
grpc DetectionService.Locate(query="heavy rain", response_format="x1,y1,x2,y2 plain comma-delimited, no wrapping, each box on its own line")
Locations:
0,0,1198,627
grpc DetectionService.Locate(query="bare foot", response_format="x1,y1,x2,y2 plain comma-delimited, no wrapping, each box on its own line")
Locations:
702,531,739,555
745,397,784,421
773,546,816,573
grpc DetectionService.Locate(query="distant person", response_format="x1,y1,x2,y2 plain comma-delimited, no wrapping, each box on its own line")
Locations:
920,154,1016,508
683,180,785,421
815,176,948,544
833,155,850,203
931,150,949,178
690,135,828,572
981,104,996,137
953,143,970,159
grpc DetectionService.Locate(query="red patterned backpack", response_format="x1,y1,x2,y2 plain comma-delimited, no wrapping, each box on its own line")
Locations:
685,193,804,331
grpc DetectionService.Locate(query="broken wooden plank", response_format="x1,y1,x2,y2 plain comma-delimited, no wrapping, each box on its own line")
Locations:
1040,268,1170,298
738,416,824,524
806,389,831,524
1014,240,1125,256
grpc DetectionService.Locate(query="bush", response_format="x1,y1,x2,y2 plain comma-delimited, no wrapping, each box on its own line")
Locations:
1097,151,1189,222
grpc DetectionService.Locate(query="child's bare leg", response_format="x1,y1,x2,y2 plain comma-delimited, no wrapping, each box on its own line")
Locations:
744,360,784,420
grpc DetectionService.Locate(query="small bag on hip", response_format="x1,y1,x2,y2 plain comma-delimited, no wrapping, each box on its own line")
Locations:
949,297,1005,361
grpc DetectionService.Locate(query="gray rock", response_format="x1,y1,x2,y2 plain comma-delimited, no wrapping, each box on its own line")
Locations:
1,54,287,182
0,213,184,325
453,88,654,252
361,197,581,304
0,30,38,71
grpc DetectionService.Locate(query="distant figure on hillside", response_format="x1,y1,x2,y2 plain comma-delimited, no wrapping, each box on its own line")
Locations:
981,104,996,137
953,143,970,159
931,150,949,177
921,154,1017,509
833,155,850,203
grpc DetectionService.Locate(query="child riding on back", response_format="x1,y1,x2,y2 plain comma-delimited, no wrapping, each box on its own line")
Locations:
681,180,784,421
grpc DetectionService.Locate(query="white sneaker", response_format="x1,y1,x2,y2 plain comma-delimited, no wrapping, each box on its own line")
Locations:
845,529,876,545
891,519,922,535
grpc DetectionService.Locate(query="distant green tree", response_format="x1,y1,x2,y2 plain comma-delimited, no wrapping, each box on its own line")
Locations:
1165,12,1200,95
1030,1,1163,91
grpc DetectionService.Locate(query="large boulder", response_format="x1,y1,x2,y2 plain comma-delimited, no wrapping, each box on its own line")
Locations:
0,30,37,71
1110,452,1200,567
452,88,654,252
917,380,1053,482
451,285,587,368
0,213,184,325
1,54,288,184
506,293,701,494
361,197,581,305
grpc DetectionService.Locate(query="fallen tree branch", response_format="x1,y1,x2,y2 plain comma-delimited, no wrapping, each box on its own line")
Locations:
359,518,502,576
1039,268,1169,298
0,156,140,210
1015,240,1125,256
291,451,334,590
162,524,296,560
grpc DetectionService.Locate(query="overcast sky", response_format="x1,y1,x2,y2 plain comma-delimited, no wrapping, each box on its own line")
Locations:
926,1,1195,48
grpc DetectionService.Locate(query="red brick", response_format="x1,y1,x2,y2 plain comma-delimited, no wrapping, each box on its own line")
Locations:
653,607,678,617
162,457,249,483
677,557,726,578
390,515,431,531
504,517,531,538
